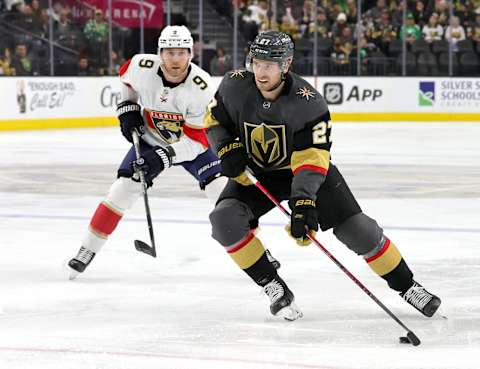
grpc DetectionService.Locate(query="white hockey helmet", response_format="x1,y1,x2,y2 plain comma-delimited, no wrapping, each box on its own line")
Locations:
157,25,193,55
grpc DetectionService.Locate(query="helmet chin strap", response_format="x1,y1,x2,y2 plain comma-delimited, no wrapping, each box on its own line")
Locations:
265,63,289,92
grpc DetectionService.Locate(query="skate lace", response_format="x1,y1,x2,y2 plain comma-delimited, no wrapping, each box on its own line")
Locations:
264,280,284,304
402,284,432,310
76,246,94,264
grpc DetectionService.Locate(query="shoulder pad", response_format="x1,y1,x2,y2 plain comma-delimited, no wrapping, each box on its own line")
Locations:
289,73,329,118
190,63,213,81
218,69,253,97
227,69,249,80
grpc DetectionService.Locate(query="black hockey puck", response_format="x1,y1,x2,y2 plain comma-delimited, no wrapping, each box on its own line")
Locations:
399,332,421,346
399,336,410,344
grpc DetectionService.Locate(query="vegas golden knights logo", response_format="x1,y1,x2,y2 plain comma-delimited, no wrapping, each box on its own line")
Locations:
244,122,287,168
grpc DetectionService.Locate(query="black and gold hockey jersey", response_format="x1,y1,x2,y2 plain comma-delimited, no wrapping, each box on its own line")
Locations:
205,69,333,200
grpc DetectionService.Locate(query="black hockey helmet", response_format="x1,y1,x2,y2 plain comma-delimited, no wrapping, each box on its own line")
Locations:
246,31,294,71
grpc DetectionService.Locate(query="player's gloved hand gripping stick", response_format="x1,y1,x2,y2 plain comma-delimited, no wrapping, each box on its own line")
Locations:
244,167,421,346
132,130,157,258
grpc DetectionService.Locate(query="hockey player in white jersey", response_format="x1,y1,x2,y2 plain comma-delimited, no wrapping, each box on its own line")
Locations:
67,25,229,279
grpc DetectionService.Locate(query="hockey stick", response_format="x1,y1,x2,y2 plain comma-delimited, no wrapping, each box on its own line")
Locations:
132,130,157,258
244,168,421,346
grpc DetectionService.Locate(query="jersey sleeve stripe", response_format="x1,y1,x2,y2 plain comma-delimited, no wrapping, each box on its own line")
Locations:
291,148,329,175
119,59,132,77
293,164,328,176
143,110,156,130
183,123,209,148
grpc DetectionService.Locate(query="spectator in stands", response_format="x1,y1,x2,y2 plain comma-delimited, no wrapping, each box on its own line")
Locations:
328,2,344,25
239,2,260,41
77,56,93,76
445,16,466,51
39,8,50,38
367,9,397,54
330,36,351,74
346,0,358,24
84,8,108,73
331,12,348,39
12,43,35,75
307,7,331,38
466,8,480,42
359,35,378,59
84,8,108,44
31,0,41,18
423,13,444,42
413,0,428,27
390,0,405,28
4,0,24,12
453,0,473,27
400,12,422,45
110,50,124,75
300,0,316,23
340,25,355,45
369,0,387,20
246,0,268,30
209,46,233,76
434,0,450,27
279,11,301,39
55,8,73,42
15,4,43,35
0,47,13,76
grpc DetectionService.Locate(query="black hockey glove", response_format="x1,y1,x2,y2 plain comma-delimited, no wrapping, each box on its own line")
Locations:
132,146,173,187
217,141,249,178
117,101,145,143
287,198,318,246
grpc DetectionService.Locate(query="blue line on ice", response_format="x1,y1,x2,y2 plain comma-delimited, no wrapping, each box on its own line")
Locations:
0,213,479,234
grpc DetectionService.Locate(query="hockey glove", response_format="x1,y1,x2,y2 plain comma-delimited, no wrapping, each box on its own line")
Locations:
217,141,249,178
287,198,318,246
117,101,145,143
132,146,173,187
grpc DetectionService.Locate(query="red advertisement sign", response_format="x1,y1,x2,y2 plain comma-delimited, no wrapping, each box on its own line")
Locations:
67,0,163,29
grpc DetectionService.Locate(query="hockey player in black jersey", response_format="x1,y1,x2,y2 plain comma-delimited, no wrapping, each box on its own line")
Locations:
204,31,441,321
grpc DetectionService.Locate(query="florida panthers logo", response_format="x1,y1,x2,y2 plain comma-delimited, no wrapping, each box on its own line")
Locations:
244,122,287,168
145,110,184,144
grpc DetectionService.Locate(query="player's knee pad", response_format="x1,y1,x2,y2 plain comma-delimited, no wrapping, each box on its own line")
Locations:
333,213,383,256
203,175,228,204
209,198,253,246
105,177,142,212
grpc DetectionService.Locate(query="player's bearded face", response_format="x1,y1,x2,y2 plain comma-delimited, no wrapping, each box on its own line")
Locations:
161,48,190,79
252,59,284,92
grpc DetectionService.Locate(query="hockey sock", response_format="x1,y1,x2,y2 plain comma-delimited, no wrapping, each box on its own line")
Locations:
364,237,413,292
225,231,277,287
81,177,141,253
82,201,123,253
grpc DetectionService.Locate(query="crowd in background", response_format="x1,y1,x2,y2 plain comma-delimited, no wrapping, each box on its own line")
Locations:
1,0,479,76
0,0,126,76
228,0,480,75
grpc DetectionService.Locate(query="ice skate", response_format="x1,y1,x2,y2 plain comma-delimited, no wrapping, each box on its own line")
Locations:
400,280,441,317
263,276,303,321
68,246,96,280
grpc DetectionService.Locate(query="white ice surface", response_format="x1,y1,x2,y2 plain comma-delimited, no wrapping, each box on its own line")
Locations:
0,123,479,369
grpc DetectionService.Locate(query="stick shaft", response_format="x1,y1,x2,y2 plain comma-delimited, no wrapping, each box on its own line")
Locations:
132,131,156,257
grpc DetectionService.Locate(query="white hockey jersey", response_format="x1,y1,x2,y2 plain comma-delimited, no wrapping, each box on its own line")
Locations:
119,54,215,161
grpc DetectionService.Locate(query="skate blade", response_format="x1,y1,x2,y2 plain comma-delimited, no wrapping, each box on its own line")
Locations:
276,302,303,321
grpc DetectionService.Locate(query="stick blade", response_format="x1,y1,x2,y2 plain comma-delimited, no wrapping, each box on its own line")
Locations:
406,331,421,346
134,240,157,258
